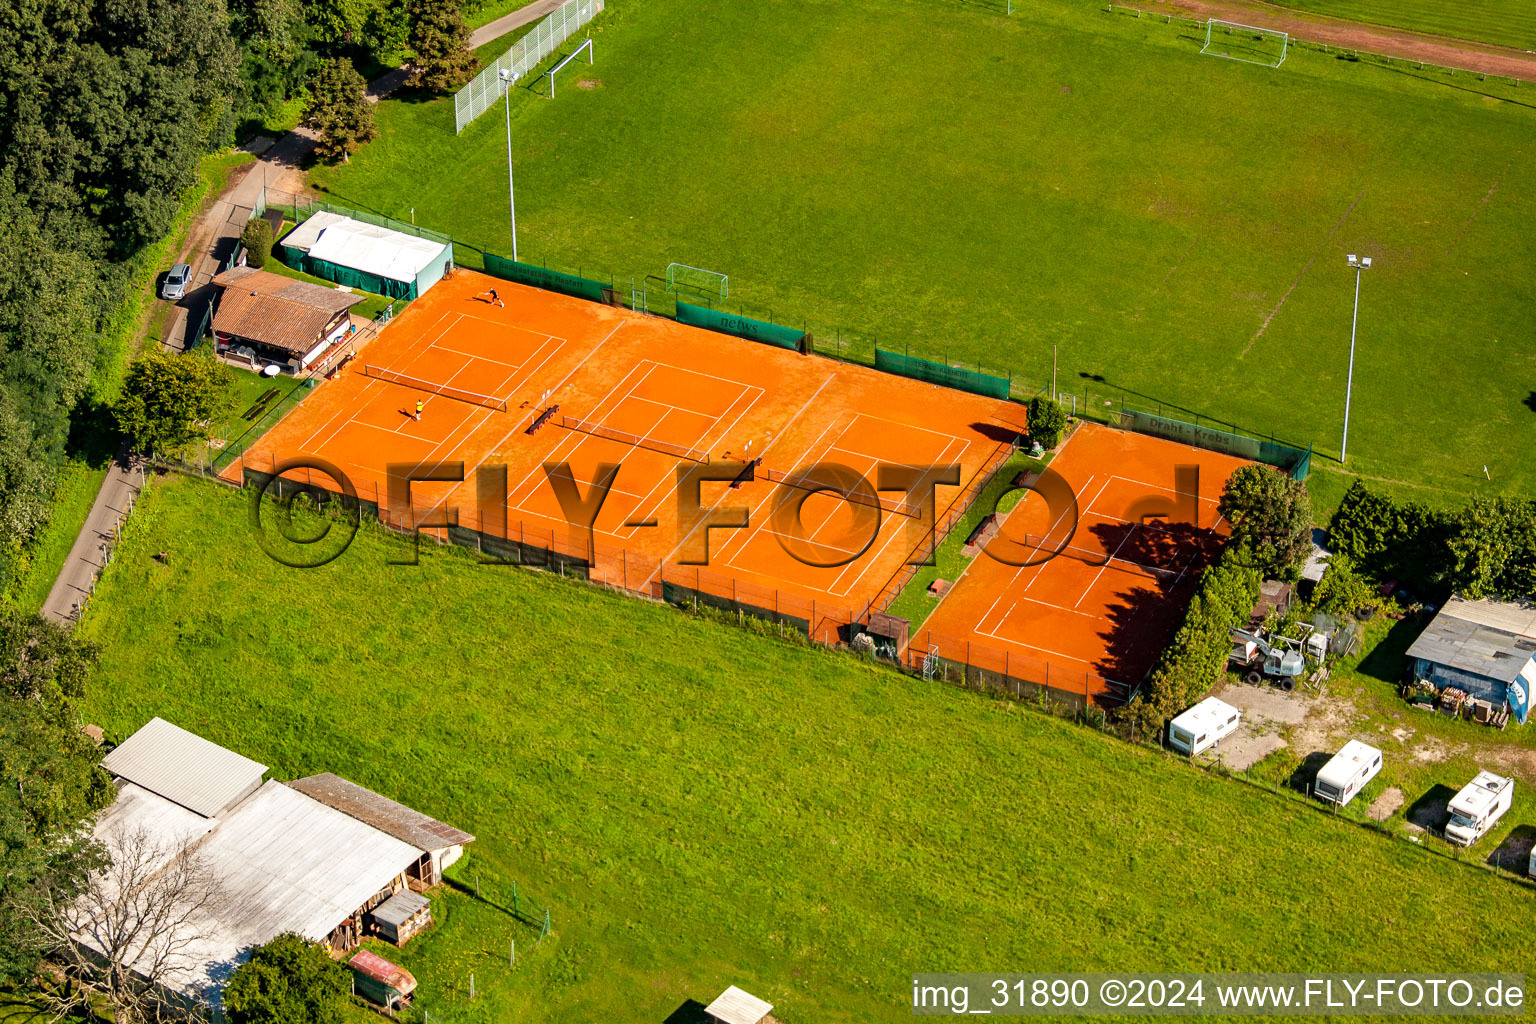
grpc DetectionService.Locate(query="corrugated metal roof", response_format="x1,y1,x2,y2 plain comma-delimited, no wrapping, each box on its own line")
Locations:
371,889,429,928
1441,595,1536,637
1406,609,1536,685
288,773,474,851
83,780,420,1006
101,718,267,817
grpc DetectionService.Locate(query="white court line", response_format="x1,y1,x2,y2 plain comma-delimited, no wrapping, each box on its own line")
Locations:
820,434,970,599
610,380,765,542
415,320,629,529
976,473,1111,631
646,370,841,589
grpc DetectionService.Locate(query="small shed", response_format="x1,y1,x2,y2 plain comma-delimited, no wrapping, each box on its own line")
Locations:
1405,596,1536,724
349,949,416,1012
704,986,775,1024
369,889,431,946
279,212,451,300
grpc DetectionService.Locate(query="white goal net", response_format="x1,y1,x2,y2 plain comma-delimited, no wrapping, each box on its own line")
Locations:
1201,19,1289,68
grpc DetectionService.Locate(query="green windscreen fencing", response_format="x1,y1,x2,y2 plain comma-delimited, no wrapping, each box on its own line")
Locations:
675,301,807,352
874,349,1010,400
483,254,609,302
1120,409,1313,480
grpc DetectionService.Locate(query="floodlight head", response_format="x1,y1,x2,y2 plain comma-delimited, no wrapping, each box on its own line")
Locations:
1361,256,1373,268
499,68,511,82
1347,254,1359,266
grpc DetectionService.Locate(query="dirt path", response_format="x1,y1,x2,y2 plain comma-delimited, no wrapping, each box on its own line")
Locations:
1139,0,1536,81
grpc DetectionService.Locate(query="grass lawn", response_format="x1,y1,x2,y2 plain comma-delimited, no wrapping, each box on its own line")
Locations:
885,448,1046,628
1265,0,1536,52
0,459,110,613
75,473,1536,1021
309,0,1536,507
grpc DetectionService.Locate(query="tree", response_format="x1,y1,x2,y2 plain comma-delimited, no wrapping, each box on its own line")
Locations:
303,58,378,163
407,0,476,92
1026,395,1068,450
21,823,228,1024
242,217,275,268
225,932,350,1024
115,350,235,458
0,612,114,987
1217,463,1313,577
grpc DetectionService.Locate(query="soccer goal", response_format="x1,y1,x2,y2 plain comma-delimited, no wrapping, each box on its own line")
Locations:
665,263,728,300
545,37,593,99
1201,19,1288,68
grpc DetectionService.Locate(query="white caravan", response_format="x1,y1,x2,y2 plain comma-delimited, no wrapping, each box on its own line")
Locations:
1168,697,1241,757
1313,740,1383,807
1445,771,1514,846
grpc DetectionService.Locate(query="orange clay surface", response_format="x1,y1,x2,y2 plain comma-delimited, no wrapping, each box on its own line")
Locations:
228,269,1027,614
915,421,1252,702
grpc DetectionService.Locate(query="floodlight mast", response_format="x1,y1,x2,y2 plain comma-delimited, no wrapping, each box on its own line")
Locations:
1342,254,1372,462
500,68,518,262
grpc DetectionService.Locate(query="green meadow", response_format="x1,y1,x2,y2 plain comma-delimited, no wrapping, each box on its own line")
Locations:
310,0,1536,509
74,474,1536,1021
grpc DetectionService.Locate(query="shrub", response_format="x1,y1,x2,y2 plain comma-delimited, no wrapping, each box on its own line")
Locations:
1327,483,1536,601
115,349,235,458
1124,547,1261,733
1311,552,1376,618
1026,396,1068,450
225,932,349,1024
240,217,273,268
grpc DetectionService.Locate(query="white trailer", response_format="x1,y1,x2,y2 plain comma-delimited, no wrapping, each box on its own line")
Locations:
1313,740,1383,807
1168,697,1241,757
1445,771,1514,846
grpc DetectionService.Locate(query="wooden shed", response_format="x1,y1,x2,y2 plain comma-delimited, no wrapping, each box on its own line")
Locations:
704,985,776,1024
369,889,431,946
348,949,416,1012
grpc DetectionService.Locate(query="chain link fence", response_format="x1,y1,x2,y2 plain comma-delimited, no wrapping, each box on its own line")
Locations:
454,0,606,133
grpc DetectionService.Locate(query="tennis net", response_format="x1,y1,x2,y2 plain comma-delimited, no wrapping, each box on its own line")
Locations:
557,416,711,463
361,364,509,412
761,466,921,519
1008,531,1193,581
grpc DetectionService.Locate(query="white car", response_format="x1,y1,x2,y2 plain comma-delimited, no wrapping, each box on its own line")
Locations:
161,263,191,301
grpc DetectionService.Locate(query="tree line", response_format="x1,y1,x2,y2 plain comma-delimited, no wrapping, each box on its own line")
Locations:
0,0,481,598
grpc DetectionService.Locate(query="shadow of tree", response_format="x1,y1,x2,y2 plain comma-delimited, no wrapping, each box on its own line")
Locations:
1357,614,1423,684
1089,519,1215,704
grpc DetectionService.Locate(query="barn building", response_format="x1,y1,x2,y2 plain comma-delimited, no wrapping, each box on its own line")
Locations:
84,719,474,1011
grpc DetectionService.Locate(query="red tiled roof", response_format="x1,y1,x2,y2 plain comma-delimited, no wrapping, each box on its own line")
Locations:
212,267,363,355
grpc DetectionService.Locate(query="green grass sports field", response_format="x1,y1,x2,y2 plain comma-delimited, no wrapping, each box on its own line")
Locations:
75,475,1536,1021
309,0,1536,507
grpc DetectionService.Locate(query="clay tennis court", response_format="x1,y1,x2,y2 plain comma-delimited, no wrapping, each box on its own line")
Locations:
913,422,1252,705
228,268,1028,621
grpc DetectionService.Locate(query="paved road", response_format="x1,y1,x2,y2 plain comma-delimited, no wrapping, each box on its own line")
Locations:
40,453,145,625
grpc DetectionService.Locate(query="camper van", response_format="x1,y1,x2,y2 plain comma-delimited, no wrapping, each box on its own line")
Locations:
1313,740,1383,807
1445,771,1514,846
1167,697,1241,757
